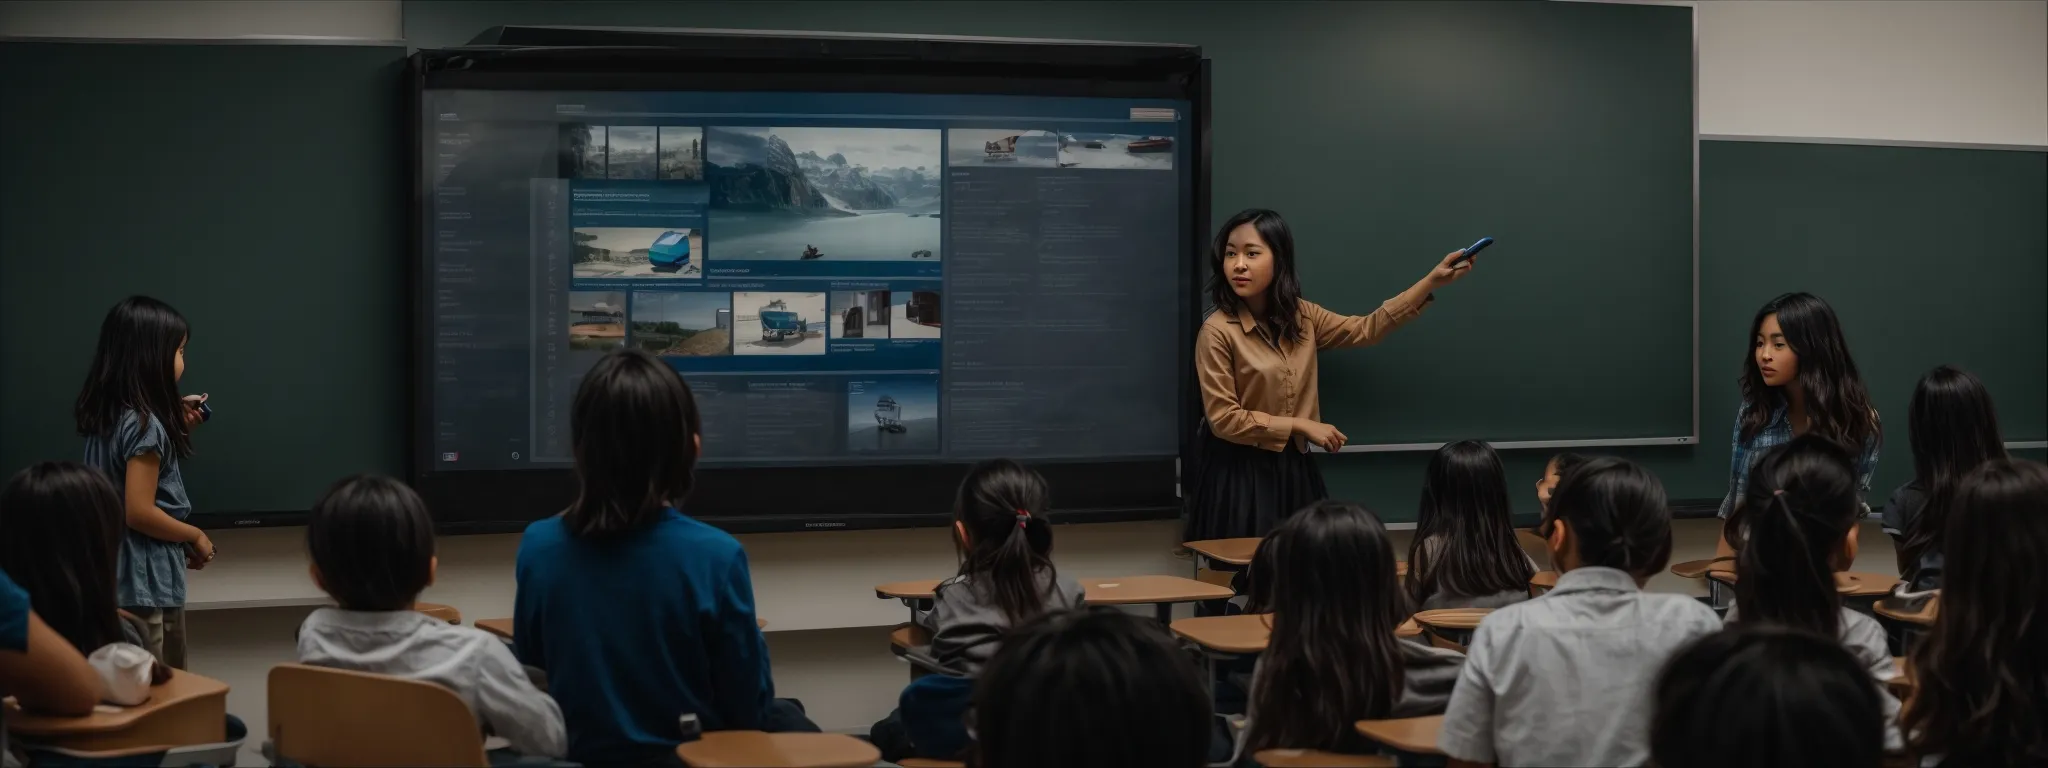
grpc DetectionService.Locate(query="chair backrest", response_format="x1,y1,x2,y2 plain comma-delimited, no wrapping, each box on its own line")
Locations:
1515,528,1553,572
268,663,488,767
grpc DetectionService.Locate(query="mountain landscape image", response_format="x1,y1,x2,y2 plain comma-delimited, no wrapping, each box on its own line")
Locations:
707,127,943,261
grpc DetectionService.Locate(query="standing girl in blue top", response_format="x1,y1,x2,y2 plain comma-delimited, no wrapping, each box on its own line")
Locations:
75,296,215,669
513,349,815,766
1715,292,1880,566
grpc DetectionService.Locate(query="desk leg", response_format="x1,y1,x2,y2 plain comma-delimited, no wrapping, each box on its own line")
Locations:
1155,602,1173,624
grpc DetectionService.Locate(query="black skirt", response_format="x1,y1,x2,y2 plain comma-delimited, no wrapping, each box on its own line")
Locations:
1183,427,1329,541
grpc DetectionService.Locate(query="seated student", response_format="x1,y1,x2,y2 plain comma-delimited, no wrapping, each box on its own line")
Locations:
1534,452,1587,513
1723,436,1901,749
0,462,170,699
972,607,1212,768
1882,365,2006,592
871,459,1084,761
1,567,101,717
1408,441,1537,610
1903,459,2048,766
514,350,817,766
1440,457,1720,768
1241,500,1463,759
296,474,565,760
1652,625,1884,768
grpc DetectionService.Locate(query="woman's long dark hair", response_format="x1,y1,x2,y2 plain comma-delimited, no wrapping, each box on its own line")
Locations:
1653,624,1884,768
1738,293,1880,455
0,462,128,653
1246,500,1411,753
75,296,192,459
1408,440,1533,606
1539,457,1673,578
951,459,1057,625
974,607,1211,768
1208,208,1304,343
1726,436,1861,638
1898,365,2006,579
564,349,702,538
1904,459,2048,765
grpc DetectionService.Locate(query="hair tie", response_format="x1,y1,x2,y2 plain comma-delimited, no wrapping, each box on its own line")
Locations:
1015,509,1031,529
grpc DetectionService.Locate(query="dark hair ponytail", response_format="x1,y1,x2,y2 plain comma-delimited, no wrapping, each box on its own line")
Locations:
75,296,192,459
953,459,1056,624
1727,435,1861,638
1408,440,1532,607
1899,365,2006,580
1540,457,1673,577
1207,208,1304,342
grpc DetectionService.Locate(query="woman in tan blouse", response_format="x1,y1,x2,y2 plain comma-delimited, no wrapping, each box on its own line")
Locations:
1187,208,1476,540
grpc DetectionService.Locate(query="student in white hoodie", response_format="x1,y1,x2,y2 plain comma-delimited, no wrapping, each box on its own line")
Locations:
296,475,566,761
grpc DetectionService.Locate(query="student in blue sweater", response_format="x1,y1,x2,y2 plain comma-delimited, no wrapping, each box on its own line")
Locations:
513,350,817,766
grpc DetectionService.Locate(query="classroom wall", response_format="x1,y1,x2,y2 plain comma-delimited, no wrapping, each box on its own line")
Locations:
1,0,2041,760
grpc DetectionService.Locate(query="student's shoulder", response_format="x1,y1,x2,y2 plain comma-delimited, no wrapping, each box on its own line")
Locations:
653,511,745,557
1839,608,1889,650
1642,590,1722,628
1198,309,1240,340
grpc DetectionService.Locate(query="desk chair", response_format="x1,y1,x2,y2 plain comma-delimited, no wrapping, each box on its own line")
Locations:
1255,749,1395,767
268,663,489,767
674,731,880,768
1874,592,1939,655
1410,608,1492,653
1704,570,1901,615
1354,715,1445,760
1527,570,1558,597
473,616,766,644
890,622,947,681
898,759,967,768
1515,528,1553,572
3,668,229,755
413,602,462,624
877,575,1233,624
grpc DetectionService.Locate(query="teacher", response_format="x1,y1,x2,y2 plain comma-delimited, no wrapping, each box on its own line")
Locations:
1187,209,1476,541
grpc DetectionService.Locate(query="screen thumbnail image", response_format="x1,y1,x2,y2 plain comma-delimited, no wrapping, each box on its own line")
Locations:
1053,132,1175,170
631,291,731,358
558,124,665,180
659,126,704,181
846,378,939,454
829,290,892,340
567,291,627,351
572,227,704,280
890,290,942,339
707,127,942,261
946,128,1059,168
732,292,826,356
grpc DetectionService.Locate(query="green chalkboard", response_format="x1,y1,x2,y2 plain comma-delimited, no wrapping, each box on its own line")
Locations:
0,41,408,519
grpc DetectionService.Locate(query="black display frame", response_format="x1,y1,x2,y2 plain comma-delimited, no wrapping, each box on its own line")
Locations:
408,27,1210,534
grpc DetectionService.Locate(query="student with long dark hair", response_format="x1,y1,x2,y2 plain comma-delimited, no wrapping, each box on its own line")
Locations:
1440,458,1720,767
1534,452,1587,513
1242,500,1462,757
1882,365,2006,591
1652,625,1885,768
1723,436,1900,748
1188,208,1478,540
1408,441,1536,610
75,296,214,669
512,349,815,766
1715,292,1880,564
973,607,1212,768
1903,459,2048,766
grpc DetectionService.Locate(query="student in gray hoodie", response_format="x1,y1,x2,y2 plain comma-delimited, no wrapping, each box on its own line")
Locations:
1236,500,1464,760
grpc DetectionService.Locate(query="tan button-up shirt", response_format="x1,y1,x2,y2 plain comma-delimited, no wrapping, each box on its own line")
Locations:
1197,295,1427,452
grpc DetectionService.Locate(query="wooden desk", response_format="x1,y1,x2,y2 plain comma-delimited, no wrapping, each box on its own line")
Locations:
675,731,880,768
878,575,1234,623
1184,537,1260,567
1669,559,1715,579
897,759,966,768
413,602,462,624
1411,608,1493,651
1874,594,1938,626
1528,570,1558,596
1704,570,1901,597
475,616,765,643
1172,614,1273,656
1255,749,1395,767
3,669,228,753
1354,715,1445,758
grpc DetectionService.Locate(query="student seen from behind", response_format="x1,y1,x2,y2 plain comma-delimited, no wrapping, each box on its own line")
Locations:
1439,457,1720,768
297,474,565,760
972,607,1212,768
1239,500,1463,760
1903,459,2048,766
870,458,1084,762
0,462,171,696
1652,624,1884,768
1882,365,2006,592
1408,440,1536,610
1534,452,1586,513
513,349,816,766
1722,436,1900,748
75,296,216,668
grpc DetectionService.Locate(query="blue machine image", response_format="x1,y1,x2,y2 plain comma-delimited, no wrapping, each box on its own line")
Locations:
758,299,808,342
647,229,692,272
874,395,906,433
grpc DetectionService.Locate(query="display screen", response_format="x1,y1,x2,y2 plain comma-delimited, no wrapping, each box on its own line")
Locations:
423,90,1191,472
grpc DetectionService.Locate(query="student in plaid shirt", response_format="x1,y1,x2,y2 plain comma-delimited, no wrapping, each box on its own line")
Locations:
1714,293,1881,565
